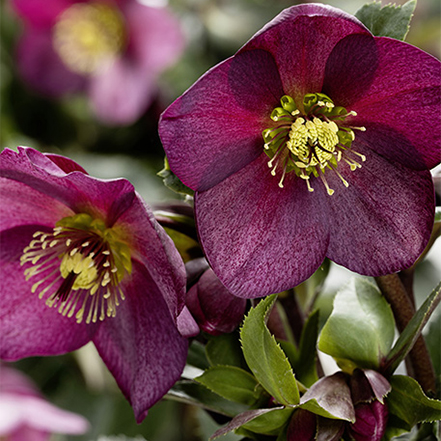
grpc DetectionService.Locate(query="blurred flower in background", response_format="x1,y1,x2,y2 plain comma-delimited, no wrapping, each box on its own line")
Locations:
10,0,185,125
0,364,89,440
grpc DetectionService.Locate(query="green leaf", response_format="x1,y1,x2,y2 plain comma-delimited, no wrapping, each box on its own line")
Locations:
294,310,320,387
187,340,211,370
166,380,248,417
240,294,299,406
158,157,194,196
386,375,441,429
355,0,417,41
210,407,294,439
196,366,260,406
206,332,247,369
318,278,395,370
383,281,441,375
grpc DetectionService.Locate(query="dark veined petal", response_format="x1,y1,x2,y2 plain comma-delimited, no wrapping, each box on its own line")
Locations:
0,177,73,232
92,260,188,422
115,193,187,320
241,4,370,102
0,225,98,360
324,142,435,276
159,49,284,191
348,38,441,170
0,147,135,225
195,154,330,298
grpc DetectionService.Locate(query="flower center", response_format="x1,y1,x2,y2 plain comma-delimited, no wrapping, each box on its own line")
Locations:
262,93,366,195
20,213,132,324
53,2,126,75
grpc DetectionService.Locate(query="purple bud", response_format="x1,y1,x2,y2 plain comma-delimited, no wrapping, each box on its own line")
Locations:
185,268,247,335
287,409,317,441
348,401,388,441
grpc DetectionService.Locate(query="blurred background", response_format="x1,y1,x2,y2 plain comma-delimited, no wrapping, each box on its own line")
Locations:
1,0,440,439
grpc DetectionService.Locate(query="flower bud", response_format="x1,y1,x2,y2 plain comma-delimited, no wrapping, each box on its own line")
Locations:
185,267,247,335
348,400,388,441
287,409,317,441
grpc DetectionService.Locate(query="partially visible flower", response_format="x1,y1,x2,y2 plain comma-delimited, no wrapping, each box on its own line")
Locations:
185,260,247,335
0,364,89,440
0,147,188,421
287,369,390,440
159,4,441,298
12,0,184,124
348,401,388,441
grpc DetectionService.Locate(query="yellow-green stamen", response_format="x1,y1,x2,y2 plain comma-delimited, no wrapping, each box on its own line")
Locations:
21,213,132,324
262,93,366,194
53,2,126,75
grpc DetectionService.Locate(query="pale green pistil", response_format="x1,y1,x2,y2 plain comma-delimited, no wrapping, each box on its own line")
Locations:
262,93,366,195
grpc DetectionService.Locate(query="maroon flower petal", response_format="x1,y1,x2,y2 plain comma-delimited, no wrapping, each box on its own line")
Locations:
195,154,329,298
115,193,187,320
122,2,184,72
89,60,157,125
0,177,73,232
92,260,188,422
242,4,370,101
350,38,441,170
159,49,284,191
12,0,73,28
324,144,435,276
1,148,135,224
15,29,86,97
0,225,97,360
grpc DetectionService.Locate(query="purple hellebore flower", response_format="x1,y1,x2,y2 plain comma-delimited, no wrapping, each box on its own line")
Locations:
159,4,441,298
0,364,89,440
348,401,388,441
12,0,184,125
0,147,189,422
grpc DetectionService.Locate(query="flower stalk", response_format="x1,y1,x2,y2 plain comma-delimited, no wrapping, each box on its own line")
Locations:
375,274,436,394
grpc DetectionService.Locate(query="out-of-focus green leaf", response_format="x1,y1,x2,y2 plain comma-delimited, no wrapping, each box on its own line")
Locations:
355,0,416,40
386,375,441,429
196,366,259,406
206,332,247,369
187,340,211,370
240,295,299,406
166,380,248,417
294,310,319,387
318,278,395,371
211,407,293,439
383,281,441,375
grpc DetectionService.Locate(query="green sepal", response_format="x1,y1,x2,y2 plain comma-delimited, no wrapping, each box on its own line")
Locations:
318,278,395,371
206,332,247,369
157,157,194,196
240,294,300,406
382,280,441,375
210,407,294,439
195,366,260,406
166,380,248,417
386,375,441,429
355,0,416,41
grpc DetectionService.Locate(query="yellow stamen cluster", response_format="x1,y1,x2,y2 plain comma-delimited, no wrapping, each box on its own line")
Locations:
262,93,366,195
20,214,132,324
53,2,126,74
